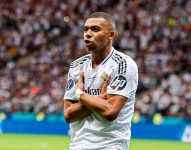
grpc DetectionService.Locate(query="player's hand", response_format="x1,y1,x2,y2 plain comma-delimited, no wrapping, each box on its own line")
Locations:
73,71,84,94
98,75,111,100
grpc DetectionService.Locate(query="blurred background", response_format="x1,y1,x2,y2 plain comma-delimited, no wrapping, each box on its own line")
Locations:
0,0,191,149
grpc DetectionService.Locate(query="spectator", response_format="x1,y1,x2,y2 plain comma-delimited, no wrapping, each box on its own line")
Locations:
0,0,190,118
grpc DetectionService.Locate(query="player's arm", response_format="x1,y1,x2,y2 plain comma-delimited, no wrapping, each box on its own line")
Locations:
73,72,127,122
64,100,92,124
80,93,127,122
63,72,92,123
64,73,110,124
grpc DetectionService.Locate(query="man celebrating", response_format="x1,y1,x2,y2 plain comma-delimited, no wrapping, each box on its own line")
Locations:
64,12,138,150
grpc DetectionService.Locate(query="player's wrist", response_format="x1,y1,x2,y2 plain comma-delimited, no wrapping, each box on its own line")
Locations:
74,89,83,101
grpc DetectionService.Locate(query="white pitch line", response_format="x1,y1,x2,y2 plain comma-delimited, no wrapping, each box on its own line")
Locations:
0,142,49,149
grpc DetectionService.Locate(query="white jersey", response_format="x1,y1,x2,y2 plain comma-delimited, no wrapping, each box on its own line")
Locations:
64,48,138,150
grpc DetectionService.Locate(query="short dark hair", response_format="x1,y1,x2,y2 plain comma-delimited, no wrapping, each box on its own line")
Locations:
87,12,116,31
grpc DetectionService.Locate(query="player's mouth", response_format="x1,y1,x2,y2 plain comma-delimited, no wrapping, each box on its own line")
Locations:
85,40,93,46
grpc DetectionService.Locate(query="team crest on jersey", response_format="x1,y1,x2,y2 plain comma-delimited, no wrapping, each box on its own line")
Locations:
100,71,107,83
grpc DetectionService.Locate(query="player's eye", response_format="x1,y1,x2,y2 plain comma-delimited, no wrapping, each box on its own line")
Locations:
84,27,88,32
92,27,100,32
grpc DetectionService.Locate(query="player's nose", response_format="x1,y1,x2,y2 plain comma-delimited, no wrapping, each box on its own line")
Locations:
85,30,92,38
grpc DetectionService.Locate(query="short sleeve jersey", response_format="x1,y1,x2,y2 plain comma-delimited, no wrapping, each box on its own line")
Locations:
64,48,138,150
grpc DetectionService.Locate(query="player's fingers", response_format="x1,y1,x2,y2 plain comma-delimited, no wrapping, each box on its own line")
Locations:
105,75,111,86
79,71,84,83
102,75,111,92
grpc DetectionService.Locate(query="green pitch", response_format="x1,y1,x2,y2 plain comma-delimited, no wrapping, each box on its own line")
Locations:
0,134,191,150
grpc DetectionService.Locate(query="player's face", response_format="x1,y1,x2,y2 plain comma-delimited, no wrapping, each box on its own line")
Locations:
84,18,112,52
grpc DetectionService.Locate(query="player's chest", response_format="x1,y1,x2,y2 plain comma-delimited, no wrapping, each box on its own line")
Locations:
83,65,112,93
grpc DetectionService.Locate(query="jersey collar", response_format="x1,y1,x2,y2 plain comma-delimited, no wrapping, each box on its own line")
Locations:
89,47,115,68
101,47,115,65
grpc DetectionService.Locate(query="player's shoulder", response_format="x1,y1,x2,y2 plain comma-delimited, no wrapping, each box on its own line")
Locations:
70,54,91,69
112,49,137,74
113,49,133,61
113,50,137,65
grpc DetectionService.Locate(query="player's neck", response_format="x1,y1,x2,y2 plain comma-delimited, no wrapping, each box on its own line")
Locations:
91,45,112,69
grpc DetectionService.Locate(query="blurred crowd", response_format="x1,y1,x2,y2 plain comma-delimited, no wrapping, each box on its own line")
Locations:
0,0,191,118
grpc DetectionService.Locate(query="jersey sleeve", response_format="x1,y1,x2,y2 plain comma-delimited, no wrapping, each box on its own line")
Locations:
107,59,138,99
63,68,77,101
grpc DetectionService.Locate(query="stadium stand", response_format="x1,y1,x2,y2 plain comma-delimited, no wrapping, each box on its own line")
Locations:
0,0,191,119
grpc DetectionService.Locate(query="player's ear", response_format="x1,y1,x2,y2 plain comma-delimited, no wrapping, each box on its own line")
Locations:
109,30,115,40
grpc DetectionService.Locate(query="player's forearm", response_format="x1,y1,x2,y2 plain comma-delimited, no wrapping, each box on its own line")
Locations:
64,102,92,124
80,93,116,121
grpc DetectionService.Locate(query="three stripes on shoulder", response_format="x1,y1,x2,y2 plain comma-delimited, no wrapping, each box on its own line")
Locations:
112,53,127,74
70,53,127,75
71,55,91,68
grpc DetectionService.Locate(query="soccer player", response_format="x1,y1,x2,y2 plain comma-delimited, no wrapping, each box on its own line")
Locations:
64,12,138,150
